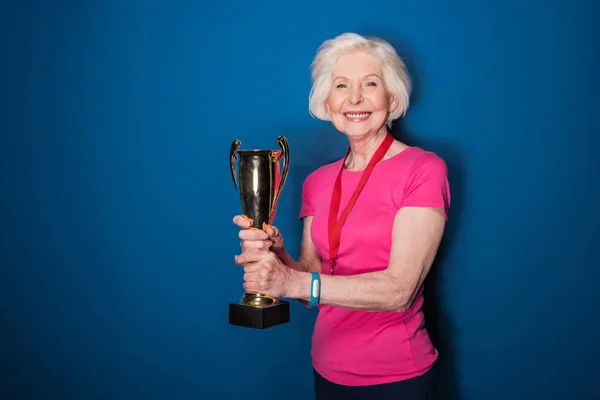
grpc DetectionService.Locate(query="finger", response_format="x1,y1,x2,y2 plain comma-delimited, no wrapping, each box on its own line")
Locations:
243,263,263,274
235,253,258,265
243,281,262,293
243,265,268,283
243,271,260,282
264,224,280,239
239,229,268,241
233,215,252,229
241,240,273,250
235,249,268,265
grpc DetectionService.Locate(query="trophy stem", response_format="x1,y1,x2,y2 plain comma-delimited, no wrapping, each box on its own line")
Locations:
241,291,278,308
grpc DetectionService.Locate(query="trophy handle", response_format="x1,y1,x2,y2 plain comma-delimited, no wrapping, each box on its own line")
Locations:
230,139,241,190
270,135,290,220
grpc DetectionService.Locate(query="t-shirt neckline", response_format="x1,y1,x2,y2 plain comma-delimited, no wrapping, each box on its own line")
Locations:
341,146,416,174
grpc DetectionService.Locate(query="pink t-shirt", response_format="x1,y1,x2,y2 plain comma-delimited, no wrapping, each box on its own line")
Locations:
298,145,451,386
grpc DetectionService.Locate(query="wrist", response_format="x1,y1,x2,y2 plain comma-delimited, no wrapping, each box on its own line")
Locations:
288,270,311,301
272,246,286,258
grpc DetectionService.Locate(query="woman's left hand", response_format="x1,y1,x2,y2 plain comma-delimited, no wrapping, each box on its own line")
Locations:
234,249,296,298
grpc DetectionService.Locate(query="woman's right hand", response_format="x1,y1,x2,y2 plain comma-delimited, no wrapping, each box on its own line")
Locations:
233,215,285,254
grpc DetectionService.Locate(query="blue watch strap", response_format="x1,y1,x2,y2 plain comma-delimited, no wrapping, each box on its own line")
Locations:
309,272,321,307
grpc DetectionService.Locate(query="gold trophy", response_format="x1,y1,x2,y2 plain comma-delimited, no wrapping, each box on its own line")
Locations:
229,136,291,329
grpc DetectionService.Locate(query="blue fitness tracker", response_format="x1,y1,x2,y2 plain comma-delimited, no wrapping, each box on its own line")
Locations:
309,272,321,307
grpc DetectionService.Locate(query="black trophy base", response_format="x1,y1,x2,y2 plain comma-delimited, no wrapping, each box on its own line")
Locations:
229,300,290,329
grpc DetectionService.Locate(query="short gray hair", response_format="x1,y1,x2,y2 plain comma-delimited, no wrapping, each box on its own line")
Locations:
308,33,412,127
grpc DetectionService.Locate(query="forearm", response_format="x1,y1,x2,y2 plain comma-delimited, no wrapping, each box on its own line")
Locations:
289,269,416,312
274,248,321,273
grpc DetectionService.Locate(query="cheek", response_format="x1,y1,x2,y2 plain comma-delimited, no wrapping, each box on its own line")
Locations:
325,93,344,114
370,92,390,111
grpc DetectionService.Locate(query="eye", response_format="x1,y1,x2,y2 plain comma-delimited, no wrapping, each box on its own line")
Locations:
365,81,377,87
336,83,347,89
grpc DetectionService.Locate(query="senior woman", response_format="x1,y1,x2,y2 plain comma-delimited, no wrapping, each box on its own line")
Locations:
233,32,450,399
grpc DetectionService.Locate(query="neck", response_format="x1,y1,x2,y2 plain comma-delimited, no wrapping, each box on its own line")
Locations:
345,129,389,171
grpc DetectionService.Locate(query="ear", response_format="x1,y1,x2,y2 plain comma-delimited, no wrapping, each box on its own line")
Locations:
388,94,399,113
325,102,331,118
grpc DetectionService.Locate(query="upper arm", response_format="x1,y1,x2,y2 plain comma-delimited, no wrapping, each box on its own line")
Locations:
387,207,446,290
386,151,451,303
298,216,322,273
298,171,322,272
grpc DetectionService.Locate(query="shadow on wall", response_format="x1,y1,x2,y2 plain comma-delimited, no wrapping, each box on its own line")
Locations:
383,33,465,400
396,121,466,400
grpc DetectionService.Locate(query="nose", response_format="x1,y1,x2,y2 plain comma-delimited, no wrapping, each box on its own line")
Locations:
349,86,363,105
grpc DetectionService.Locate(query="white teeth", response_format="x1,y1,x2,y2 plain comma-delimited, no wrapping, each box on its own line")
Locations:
345,112,370,119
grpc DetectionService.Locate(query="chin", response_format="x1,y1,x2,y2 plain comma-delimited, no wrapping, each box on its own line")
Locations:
333,114,387,138
343,126,374,137
340,123,386,138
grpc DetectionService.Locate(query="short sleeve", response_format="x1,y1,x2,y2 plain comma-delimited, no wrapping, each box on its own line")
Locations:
298,173,315,220
398,152,451,218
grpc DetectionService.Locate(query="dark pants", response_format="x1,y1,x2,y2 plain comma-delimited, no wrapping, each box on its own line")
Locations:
313,367,434,400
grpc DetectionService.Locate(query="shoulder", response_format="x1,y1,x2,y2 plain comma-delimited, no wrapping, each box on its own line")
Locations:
392,146,448,177
302,157,344,187
392,146,451,212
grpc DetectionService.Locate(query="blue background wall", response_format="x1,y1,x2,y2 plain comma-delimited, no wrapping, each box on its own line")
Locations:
2,1,599,399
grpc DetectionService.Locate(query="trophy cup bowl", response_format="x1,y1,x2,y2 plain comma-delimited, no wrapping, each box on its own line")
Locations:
228,135,291,329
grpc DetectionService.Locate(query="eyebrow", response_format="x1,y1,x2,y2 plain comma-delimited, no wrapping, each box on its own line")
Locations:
334,73,382,81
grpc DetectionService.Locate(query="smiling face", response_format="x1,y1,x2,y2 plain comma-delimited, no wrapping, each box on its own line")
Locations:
325,51,398,139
